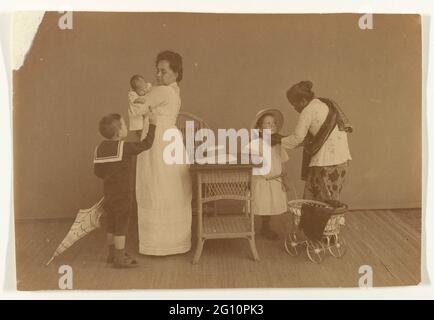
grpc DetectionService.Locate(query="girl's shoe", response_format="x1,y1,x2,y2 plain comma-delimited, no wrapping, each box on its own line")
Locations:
294,229,308,242
261,227,280,241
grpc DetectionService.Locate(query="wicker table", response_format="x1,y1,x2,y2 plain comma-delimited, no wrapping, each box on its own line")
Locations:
190,163,260,264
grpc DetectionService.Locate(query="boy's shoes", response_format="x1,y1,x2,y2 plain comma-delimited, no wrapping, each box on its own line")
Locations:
261,228,280,241
107,246,138,266
113,248,139,268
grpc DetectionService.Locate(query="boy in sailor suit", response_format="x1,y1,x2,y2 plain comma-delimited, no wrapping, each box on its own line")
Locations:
94,113,156,268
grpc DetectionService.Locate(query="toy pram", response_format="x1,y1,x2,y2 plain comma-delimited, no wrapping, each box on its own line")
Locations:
284,199,347,263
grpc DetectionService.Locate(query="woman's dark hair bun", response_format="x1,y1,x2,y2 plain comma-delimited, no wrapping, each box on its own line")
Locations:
299,81,313,91
286,80,315,105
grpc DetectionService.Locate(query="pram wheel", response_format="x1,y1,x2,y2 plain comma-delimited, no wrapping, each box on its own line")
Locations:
328,235,346,258
306,240,325,264
284,233,300,256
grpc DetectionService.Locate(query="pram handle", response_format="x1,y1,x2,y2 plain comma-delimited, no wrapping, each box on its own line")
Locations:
288,199,348,212
287,199,330,209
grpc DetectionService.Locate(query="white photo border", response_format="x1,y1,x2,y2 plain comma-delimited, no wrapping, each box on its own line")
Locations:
0,0,432,299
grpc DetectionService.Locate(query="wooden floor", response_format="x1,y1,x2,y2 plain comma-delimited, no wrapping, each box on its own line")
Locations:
14,209,421,290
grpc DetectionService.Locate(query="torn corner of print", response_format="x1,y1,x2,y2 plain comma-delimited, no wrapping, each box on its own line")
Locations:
12,11,45,71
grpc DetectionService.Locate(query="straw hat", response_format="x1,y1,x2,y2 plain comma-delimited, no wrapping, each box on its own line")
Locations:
251,108,284,132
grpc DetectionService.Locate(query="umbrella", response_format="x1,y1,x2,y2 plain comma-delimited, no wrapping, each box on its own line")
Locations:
46,197,105,266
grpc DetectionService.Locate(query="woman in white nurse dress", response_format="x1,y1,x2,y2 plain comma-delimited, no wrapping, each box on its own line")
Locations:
129,51,192,255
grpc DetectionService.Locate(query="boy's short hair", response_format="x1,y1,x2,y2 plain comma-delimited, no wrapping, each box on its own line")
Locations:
98,113,122,139
130,74,145,90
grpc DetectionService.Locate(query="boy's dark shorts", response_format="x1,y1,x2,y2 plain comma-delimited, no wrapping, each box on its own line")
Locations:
103,193,132,236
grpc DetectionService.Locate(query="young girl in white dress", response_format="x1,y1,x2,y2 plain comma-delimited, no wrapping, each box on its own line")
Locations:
249,109,289,240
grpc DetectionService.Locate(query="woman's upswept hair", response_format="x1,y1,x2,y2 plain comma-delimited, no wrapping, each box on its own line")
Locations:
156,50,183,82
286,80,315,106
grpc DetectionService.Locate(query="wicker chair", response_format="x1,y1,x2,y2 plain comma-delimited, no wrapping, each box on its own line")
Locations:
176,112,216,215
176,111,210,146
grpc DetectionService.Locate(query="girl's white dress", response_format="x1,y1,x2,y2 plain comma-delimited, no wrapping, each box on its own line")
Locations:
249,139,289,216
129,82,192,255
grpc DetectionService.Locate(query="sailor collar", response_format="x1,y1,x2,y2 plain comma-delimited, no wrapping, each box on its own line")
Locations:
94,140,124,163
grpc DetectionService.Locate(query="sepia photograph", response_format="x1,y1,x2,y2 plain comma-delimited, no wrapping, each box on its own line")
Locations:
11,11,421,291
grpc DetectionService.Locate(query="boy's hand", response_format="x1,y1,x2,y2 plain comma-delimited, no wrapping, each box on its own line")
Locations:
134,96,146,104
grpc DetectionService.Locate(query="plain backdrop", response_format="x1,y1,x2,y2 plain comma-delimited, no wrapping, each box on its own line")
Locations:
13,12,421,219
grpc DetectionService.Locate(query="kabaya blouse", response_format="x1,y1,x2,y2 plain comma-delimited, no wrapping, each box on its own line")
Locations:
281,98,352,167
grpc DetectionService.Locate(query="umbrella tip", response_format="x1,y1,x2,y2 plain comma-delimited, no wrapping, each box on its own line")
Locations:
45,257,54,266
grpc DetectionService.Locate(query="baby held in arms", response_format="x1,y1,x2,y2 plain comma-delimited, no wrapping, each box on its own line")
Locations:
128,74,153,139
